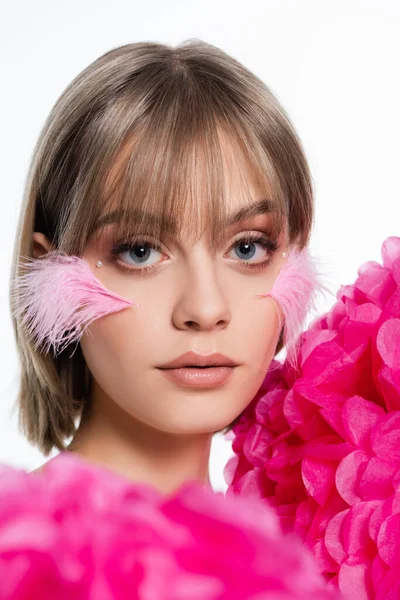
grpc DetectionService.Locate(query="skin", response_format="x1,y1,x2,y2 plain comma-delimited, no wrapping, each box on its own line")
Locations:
32,134,288,495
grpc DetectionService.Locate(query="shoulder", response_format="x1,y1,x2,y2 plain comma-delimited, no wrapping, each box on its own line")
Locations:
29,456,58,475
29,464,47,475
29,463,47,474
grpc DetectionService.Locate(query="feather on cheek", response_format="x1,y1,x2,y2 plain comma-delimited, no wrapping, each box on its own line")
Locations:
255,247,324,369
10,252,138,357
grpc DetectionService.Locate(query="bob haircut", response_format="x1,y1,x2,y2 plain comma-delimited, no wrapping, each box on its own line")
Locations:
9,40,314,456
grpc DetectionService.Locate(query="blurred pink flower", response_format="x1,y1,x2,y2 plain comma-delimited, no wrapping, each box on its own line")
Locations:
225,236,400,600
0,452,336,599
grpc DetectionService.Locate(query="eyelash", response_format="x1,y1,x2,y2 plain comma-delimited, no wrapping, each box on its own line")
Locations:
108,232,279,275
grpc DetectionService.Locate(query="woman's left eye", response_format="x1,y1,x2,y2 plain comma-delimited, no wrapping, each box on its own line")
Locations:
227,234,279,269
108,233,279,274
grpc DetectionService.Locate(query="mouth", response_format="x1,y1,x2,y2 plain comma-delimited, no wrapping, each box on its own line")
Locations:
159,365,231,370
158,365,236,388
157,351,238,370
171,365,218,369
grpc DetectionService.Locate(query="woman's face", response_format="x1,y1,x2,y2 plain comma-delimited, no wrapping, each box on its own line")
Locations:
79,143,288,435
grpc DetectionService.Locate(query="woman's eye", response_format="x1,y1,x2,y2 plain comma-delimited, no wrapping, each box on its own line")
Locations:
227,237,271,263
114,242,163,270
109,233,278,273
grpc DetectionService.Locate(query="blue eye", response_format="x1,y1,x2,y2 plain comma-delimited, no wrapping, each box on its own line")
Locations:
229,238,267,261
109,239,163,274
121,244,162,266
108,233,279,275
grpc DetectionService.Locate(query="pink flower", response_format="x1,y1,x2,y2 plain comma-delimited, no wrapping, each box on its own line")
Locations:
0,452,335,599
225,236,400,600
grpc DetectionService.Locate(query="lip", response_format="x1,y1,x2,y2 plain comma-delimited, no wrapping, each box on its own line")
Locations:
159,366,236,388
158,350,239,369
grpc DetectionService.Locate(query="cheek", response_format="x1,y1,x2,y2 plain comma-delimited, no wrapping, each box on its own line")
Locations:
81,306,152,355
229,290,282,379
79,304,166,385
249,297,282,360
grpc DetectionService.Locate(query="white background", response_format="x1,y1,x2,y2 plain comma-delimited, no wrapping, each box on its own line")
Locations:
1,0,399,492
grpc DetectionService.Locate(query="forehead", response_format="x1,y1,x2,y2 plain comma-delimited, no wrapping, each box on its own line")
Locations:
93,122,282,246
105,125,266,200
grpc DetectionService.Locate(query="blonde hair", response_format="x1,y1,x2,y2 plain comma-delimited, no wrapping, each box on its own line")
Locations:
9,39,314,455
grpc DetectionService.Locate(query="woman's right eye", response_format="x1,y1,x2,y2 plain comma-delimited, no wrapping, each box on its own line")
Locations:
109,240,164,274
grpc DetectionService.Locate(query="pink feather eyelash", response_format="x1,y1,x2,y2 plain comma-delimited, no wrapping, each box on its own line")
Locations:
256,246,328,371
10,252,139,357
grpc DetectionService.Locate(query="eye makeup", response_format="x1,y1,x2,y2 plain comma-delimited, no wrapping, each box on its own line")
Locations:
106,231,280,276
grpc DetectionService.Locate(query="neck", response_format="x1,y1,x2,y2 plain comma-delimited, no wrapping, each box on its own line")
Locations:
66,386,213,496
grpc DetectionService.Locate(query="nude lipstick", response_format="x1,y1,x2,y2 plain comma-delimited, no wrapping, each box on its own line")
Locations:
157,351,238,389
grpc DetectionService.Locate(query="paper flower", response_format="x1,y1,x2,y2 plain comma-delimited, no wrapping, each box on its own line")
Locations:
0,452,335,599
225,236,400,600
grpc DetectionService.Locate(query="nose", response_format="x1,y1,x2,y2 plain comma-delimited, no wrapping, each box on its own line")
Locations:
171,251,232,332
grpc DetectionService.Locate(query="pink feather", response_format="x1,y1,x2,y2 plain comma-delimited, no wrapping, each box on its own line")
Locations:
10,251,139,357
256,246,327,371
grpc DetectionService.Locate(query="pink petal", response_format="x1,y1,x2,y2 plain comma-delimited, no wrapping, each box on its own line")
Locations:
370,413,400,461
375,362,400,412
223,456,239,487
338,561,374,600
302,459,336,506
243,423,274,468
325,509,349,565
375,567,400,600
359,457,397,500
342,501,379,558
342,396,385,449
377,513,400,568
355,259,395,308
306,493,348,544
310,539,339,574
368,497,399,543
335,450,369,505
371,554,388,593
294,499,317,539
381,236,400,271
376,318,400,370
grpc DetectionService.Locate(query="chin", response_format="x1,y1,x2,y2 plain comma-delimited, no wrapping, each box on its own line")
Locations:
157,413,239,436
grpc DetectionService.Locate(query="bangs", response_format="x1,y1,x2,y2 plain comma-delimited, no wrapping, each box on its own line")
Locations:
84,110,287,253
56,64,290,257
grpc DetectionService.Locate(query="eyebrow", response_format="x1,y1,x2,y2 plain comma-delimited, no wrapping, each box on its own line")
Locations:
92,199,275,234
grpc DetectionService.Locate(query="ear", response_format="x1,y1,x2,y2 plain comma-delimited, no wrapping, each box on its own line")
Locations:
32,232,54,259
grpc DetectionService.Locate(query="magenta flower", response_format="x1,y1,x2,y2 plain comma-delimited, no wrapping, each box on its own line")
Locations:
225,236,400,599
0,452,335,599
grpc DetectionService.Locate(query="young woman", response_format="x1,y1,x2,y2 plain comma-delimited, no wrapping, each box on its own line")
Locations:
10,39,316,496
